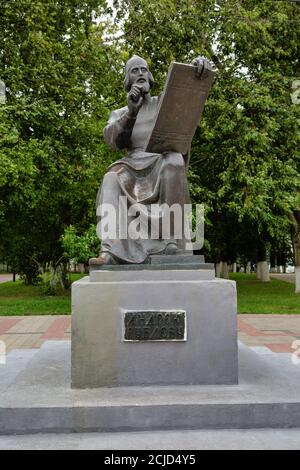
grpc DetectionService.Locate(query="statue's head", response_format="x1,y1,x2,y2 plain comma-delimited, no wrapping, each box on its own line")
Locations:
124,55,154,93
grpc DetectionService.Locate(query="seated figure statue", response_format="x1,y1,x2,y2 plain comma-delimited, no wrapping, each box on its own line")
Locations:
90,55,213,265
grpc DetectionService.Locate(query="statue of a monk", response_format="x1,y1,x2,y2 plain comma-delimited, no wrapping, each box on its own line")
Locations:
90,55,213,265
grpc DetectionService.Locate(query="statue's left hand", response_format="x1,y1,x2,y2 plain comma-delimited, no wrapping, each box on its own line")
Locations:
192,56,213,79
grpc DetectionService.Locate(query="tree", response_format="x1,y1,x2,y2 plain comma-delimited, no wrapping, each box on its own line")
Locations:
61,224,100,266
1,0,299,286
112,0,300,280
291,210,300,292
0,0,120,284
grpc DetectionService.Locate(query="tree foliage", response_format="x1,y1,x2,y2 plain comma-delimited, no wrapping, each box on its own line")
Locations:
61,224,100,265
114,0,300,265
0,0,118,282
0,0,299,283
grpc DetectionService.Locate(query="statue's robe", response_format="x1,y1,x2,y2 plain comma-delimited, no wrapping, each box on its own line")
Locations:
97,95,191,263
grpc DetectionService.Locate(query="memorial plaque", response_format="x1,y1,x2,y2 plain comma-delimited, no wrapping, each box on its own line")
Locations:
123,310,186,342
145,62,215,154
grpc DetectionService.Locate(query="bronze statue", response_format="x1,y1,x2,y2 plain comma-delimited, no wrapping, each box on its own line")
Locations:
90,55,213,266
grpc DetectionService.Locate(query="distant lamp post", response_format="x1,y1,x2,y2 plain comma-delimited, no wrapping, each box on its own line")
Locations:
0,80,6,104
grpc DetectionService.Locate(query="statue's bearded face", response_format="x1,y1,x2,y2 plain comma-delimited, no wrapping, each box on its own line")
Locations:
128,62,151,94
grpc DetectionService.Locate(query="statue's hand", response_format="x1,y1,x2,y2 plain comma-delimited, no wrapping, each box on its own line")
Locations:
192,56,213,79
127,85,143,117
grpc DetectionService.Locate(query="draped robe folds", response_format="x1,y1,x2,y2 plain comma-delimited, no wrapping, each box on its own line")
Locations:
97,95,192,264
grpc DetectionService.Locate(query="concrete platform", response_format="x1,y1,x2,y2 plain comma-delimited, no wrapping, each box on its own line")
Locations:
1,340,300,435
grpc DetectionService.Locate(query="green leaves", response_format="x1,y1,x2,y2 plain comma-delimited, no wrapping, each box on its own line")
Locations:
1,0,299,275
115,0,300,262
0,0,115,282
61,224,100,264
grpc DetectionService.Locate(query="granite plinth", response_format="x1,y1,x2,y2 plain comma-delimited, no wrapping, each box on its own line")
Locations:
89,254,210,271
71,267,238,388
150,254,205,264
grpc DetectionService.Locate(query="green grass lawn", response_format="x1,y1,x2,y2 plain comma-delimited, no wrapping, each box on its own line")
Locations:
230,273,300,314
0,272,299,316
0,274,85,316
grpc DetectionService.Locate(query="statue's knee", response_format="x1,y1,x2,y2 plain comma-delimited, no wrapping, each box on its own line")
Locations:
163,152,185,171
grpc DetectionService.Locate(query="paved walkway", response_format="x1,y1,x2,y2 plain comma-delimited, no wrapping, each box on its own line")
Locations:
0,274,18,283
0,314,300,353
0,316,71,352
270,273,295,284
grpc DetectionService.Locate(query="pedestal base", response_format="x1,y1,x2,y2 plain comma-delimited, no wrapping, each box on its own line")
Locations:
2,341,300,435
71,267,238,388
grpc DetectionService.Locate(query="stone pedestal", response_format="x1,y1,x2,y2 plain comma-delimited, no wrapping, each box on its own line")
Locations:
71,266,238,388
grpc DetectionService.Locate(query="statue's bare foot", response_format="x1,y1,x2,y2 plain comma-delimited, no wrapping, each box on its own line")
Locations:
165,243,179,255
89,253,117,266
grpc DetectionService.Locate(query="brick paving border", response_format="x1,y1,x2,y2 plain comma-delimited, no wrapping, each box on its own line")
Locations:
0,314,300,354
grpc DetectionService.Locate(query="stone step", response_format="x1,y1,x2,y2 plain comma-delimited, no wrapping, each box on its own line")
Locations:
91,262,214,271
6,348,40,358
150,254,205,264
0,340,300,435
250,346,299,366
1,428,300,450
249,346,276,356
0,349,39,391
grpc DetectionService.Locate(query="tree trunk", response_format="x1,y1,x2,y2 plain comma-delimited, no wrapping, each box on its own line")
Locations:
257,243,270,282
270,250,277,273
49,262,56,290
221,261,229,279
295,266,300,294
215,262,221,278
59,262,70,290
49,261,70,291
256,262,262,280
291,211,300,294
246,262,251,274
295,235,300,294
259,260,270,282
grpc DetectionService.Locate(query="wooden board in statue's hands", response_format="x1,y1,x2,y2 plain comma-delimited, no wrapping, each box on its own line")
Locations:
145,62,215,155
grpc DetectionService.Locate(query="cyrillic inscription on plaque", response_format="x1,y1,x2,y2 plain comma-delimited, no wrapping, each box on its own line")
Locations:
124,310,186,342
